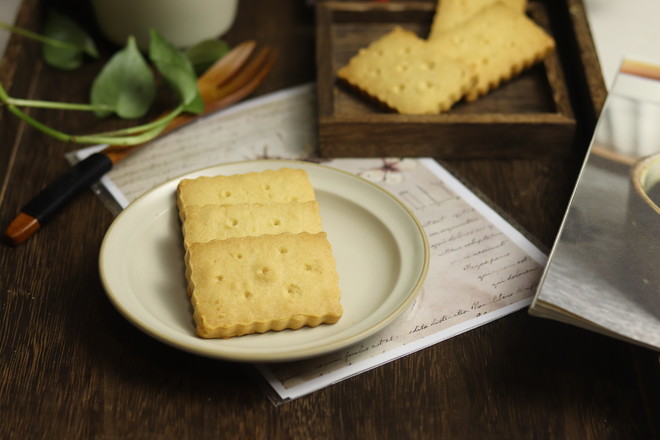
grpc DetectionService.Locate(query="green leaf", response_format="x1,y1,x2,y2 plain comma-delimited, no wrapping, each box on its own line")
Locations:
183,91,205,114
90,36,156,119
185,39,230,76
41,10,98,70
148,30,203,114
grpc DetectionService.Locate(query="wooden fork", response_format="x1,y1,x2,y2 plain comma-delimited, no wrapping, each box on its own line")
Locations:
5,41,277,245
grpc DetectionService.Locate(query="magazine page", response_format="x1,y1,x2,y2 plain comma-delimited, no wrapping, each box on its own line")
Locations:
530,58,660,351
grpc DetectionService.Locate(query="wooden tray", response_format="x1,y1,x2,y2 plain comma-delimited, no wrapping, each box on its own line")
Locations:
315,0,607,159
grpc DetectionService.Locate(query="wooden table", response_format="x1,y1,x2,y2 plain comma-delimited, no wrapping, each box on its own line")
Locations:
1,0,659,438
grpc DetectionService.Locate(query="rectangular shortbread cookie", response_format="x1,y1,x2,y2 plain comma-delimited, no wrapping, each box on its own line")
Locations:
186,232,343,339
428,0,527,38
177,168,317,220
428,3,555,101
181,201,323,249
337,26,476,114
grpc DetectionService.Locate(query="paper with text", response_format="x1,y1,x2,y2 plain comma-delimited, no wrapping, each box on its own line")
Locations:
258,158,545,400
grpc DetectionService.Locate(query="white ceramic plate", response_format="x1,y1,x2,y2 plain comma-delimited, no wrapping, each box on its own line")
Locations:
99,160,429,362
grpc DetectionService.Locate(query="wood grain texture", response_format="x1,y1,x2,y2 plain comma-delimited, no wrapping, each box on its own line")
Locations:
0,0,658,439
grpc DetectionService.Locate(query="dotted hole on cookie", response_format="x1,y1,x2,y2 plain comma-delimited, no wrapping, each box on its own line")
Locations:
286,284,302,296
221,190,232,198
216,275,224,282
227,218,239,228
304,262,323,274
418,80,435,90
370,67,382,77
396,63,409,73
391,84,406,94
244,290,253,299
421,61,435,71
272,219,281,226
278,247,288,255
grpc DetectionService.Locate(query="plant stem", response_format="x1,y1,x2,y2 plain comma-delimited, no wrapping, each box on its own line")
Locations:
4,96,115,112
3,101,71,142
0,20,82,52
93,109,184,137
2,84,187,146
71,123,171,145
73,106,186,144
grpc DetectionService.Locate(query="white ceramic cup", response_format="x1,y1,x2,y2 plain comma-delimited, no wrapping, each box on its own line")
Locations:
91,0,238,49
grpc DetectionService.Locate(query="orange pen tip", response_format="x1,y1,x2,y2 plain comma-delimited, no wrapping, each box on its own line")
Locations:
4,212,41,246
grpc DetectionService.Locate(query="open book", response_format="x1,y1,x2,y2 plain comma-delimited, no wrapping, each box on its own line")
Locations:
530,58,660,351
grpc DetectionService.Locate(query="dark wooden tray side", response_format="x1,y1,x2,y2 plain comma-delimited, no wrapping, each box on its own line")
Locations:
315,0,605,159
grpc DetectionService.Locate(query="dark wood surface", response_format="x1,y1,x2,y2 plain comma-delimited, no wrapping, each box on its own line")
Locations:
1,0,659,438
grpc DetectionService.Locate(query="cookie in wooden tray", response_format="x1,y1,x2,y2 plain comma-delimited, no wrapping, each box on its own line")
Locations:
337,26,476,115
428,2,555,101
428,0,527,38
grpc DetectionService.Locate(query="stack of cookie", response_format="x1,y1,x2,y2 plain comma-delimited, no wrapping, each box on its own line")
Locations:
177,168,343,339
338,0,555,114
